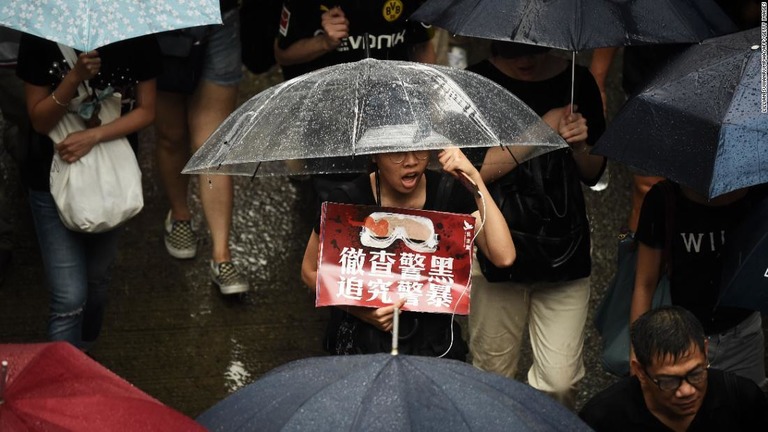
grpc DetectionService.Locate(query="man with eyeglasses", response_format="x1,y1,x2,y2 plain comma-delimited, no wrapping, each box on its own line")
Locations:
580,306,767,431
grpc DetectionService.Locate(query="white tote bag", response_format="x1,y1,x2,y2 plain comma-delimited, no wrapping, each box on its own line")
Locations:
48,44,143,233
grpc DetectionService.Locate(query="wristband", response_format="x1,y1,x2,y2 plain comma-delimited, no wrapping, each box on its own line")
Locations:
51,91,69,107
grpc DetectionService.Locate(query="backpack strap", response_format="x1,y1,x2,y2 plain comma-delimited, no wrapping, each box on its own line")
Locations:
433,173,456,212
336,177,368,204
57,44,90,99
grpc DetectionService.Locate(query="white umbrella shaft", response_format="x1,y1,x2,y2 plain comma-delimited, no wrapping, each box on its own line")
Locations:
0,359,7,403
391,307,400,355
570,51,576,110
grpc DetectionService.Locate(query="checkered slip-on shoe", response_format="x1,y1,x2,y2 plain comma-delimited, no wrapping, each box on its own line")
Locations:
211,261,250,295
163,211,197,259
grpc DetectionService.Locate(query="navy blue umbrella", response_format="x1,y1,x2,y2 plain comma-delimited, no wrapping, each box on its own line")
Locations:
593,28,767,198
197,353,590,431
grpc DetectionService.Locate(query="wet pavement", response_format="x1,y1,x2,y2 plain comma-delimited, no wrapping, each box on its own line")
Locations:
0,62,762,419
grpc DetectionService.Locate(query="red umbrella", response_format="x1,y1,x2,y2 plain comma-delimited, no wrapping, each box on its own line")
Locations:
0,342,206,431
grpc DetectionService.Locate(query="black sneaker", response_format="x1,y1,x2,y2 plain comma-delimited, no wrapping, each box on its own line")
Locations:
210,261,250,295
163,211,197,259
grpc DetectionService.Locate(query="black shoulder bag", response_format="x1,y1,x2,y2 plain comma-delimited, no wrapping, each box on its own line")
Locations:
477,152,590,283
156,26,209,94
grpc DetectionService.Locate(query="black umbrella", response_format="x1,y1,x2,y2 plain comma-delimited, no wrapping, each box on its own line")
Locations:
412,0,735,110
593,28,767,198
196,353,590,431
410,0,735,51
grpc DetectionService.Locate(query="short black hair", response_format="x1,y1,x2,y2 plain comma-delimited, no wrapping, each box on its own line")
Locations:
630,306,706,367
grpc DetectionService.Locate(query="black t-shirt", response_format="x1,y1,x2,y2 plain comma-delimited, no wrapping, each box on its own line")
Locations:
314,169,476,233
635,182,756,334
579,369,768,431
16,34,161,191
220,0,238,13
467,60,605,147
466,60,605,282
277,0,431,80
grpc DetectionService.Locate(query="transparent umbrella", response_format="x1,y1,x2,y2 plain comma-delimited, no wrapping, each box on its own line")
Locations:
182,58,566,176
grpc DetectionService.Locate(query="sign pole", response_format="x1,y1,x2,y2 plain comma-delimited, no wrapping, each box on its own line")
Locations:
391,307,400,355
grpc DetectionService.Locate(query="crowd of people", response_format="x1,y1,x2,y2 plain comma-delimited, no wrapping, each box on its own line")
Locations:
0,0,766,427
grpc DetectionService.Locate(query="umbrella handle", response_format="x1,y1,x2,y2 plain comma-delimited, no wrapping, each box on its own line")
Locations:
0,360,7,404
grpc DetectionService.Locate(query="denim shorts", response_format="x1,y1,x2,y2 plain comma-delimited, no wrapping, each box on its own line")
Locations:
201,8,242,86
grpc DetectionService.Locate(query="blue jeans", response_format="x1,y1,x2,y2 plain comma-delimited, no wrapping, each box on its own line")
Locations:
28,190,121,349
201,8,242,86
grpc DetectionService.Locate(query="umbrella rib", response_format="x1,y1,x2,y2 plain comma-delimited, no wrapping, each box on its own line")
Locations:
350,61,372,156
404,360,476,429
409,64,501,144
513,1,537,45
658,0,697,41
718,51,756,125
573,0,581,50
216,77,301,169
272,362,390,431
347,358,395,430
389,63,422,145
84,1,93,50
410,359,563,429
463,0,489,37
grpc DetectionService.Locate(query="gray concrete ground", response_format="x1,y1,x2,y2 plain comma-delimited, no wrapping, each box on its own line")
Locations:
0,57,763,420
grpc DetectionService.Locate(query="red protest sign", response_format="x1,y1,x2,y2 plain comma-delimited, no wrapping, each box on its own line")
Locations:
316,202,475,315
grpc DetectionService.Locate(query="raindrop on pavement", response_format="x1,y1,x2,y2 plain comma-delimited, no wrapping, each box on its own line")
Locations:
224,361,251,393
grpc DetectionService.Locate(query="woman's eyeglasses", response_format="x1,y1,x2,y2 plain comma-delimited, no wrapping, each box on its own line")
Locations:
643,365,708,392
386,151,430,164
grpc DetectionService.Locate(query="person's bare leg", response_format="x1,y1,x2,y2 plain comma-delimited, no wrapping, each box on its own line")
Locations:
188,80,238,263
155,91,192,221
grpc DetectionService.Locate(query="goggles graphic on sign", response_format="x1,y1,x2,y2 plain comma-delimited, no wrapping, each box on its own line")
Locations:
356,212,438,253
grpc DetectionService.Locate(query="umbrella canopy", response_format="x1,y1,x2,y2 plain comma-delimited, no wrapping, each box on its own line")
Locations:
410,0,736,51
197,353,591,431
717,191,768,314
593,28,767,198
0,0,222,52
0,342,206,431
183,58,566,176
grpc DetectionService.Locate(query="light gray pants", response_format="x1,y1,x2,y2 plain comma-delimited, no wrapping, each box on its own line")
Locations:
469,264,590,408
707,311,767,391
